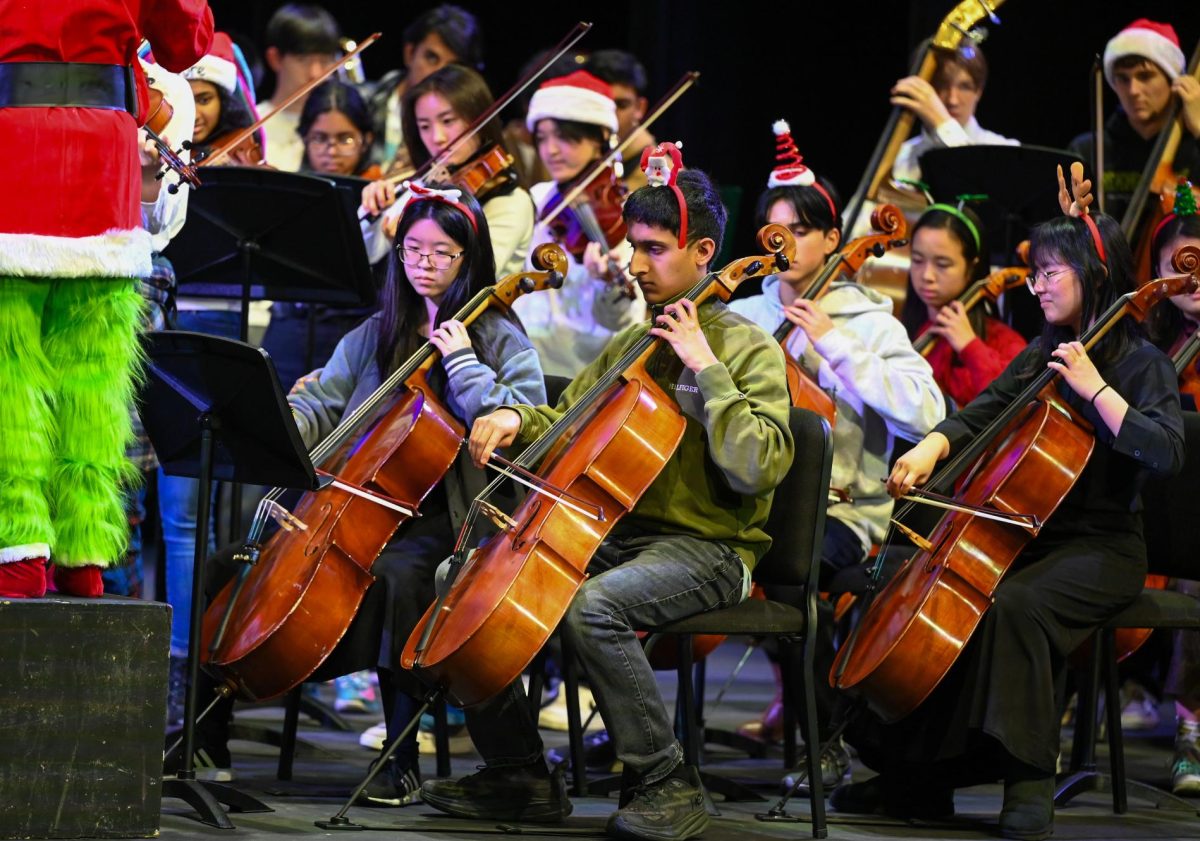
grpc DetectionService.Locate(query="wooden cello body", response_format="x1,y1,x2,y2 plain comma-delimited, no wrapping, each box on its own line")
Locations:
403,225,797,707
833,260,1200,722
201,246,568,702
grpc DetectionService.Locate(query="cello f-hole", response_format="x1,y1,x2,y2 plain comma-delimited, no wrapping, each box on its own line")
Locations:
511,500,542,552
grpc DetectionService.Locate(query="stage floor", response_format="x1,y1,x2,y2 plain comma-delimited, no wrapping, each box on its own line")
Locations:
156,644,1200,841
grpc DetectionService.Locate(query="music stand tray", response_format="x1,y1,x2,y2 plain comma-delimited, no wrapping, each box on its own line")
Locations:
139,330,316,828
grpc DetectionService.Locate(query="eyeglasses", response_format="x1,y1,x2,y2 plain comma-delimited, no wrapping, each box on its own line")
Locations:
305,132,361,151
1026,267,1072,295
397,246,464,270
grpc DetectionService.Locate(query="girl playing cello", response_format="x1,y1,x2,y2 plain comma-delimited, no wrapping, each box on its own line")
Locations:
285,184,545,804
837,186,1186,841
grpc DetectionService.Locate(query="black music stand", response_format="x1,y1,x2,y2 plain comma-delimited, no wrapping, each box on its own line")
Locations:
920,144,1086,337
139,330,317,828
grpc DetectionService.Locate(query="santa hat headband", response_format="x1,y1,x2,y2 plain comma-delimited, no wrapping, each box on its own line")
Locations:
639,141,689,249
1103,19,1186,87
399,182,479,234
526,70,618,134
183,32,239,93
767,120,837,221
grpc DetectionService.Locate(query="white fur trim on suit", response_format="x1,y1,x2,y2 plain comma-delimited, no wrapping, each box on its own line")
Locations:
0,543,50,563
0,228,152,278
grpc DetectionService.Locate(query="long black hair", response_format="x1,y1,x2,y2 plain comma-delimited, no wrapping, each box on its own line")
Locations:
1146,214,1200,350
190,81,255,158
375,185,497,377
298,80,376,175
1027,213,1139,371
900,204,991,342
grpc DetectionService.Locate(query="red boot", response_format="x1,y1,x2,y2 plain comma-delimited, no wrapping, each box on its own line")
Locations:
52,564,104,598
0,556,48,598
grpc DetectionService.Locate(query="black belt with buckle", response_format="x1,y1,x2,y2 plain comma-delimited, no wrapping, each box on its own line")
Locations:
0,62,134,114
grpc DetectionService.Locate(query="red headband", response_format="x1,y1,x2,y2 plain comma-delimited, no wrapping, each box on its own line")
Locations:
1080,212,1107,267
639,142,689,249
402,181,479,233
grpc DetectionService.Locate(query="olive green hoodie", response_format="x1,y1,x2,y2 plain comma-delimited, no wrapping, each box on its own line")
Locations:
507,297,794,569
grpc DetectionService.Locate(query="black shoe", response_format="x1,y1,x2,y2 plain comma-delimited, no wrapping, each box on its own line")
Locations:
420,762,572,823
546,729,616,771
355,755,422,807
606,765,708,841
999,775,1053,840
829,775,953,820
780,738,853,794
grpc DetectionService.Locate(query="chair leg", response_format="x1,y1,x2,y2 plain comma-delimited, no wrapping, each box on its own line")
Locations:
794,633,827,838
277,686,301,781
1057,641,1103,806
560,630,588,797
1101,630,1127,814
433,696,451,779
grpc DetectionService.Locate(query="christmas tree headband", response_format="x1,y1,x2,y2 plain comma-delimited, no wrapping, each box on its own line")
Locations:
1151,178,1197,244
401,181,479,233
767,120,837,220
639,141,689,249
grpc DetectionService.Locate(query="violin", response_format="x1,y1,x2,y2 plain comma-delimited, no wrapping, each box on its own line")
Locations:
841,0,1005,235
143,76,201,190
197,127,265,167
446,143,519,202
832,251,1200,722
1122,40,1200,283
913,252,1031,358
776,203,909,425
541,165,633,298
401,224,798,707
200,246,568,702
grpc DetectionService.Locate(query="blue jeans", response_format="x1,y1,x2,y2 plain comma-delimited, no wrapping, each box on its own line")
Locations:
160,309,240,654
465,529,747,785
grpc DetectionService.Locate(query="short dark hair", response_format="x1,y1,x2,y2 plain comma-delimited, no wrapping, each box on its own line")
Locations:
297,80,376,175
623,169,728,261
1113,54,1171,80
932,45,988,92
264,3,340,56
586,49,648,95
754,177,843,235
530,117,608,149
403,4,484,71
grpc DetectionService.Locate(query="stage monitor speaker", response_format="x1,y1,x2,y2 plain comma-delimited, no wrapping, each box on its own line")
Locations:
0,596,169,839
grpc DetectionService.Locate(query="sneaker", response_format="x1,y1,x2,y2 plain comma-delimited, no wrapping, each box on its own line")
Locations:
606,765,708,841
417,723,476,755
420,704,467,731
359,721,387,751
780,737,853,794
420,762,572,823
1172,720,1200,796
355,756,422,807
335,671,381,714
1119,681,1160,730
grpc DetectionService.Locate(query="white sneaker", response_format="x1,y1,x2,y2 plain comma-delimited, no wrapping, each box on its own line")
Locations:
539,684,601,732
417,724,476,755
359,721,387,751
1119,682,1161,731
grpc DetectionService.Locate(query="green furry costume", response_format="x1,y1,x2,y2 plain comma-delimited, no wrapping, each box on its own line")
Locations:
0,276,142,567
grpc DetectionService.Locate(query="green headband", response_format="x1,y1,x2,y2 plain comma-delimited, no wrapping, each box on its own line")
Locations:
926,202,982,251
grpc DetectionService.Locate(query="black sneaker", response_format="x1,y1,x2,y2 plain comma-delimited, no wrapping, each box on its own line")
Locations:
780,737,853,794
355,755,422,807
607,765,708,841
420,762,571,823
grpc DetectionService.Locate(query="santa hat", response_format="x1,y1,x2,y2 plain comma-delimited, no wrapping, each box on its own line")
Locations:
183,32,239,93
1103,19,1186,87
526,70,618,133
767,120,837,219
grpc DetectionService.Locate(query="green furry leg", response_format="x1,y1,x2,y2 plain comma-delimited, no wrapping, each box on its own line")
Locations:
0,278,55,553
43,278,145,568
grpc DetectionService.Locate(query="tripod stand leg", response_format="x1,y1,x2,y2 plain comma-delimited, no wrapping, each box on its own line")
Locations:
199,780,275,814
161,777,235,829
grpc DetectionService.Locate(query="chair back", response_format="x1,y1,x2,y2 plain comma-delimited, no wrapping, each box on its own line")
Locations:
544,374,572,409
1143,410,1200,579
753,408,833,591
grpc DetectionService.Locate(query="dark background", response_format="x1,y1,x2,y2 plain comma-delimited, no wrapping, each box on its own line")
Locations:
209,0,1198,253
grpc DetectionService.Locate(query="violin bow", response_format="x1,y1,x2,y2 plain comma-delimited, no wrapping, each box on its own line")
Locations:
538,70,701,228
384,21,595,188
201,32,381,167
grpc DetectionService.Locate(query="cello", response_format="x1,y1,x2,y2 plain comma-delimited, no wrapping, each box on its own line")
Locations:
1120,39,1200,283
401,224,797,707
841,0,1006,236
200,245,568,702
831,249,1200,723
778,203,909,424
1176,329,1200,406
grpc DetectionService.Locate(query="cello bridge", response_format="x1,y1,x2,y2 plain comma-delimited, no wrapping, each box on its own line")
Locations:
265,499,308,533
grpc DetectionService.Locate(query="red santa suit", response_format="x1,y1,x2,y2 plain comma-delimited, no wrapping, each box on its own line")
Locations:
0,1,213,598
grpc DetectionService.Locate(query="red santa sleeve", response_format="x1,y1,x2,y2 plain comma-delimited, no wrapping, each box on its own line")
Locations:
140,0,214,73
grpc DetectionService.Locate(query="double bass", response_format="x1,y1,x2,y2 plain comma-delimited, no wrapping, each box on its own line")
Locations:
832,249,1200,722
200,246,568,701
778,203,909,424
401,224,797,707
